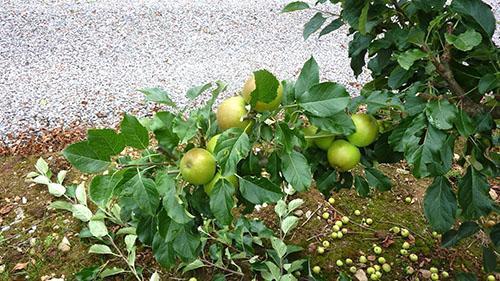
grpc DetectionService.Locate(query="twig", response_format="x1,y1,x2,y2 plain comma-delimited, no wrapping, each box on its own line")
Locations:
201,258,245,277
379,220,426,240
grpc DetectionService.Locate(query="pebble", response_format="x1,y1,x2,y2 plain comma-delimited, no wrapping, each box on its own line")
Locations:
57,237,71,252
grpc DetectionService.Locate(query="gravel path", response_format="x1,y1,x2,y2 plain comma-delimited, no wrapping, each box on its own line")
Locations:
0,0,497,146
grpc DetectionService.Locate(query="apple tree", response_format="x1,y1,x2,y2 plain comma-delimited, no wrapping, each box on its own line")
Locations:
284,0,499,275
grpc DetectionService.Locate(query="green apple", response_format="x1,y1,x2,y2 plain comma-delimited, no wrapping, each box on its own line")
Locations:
328,197,335,204
241,75,283,112
337,231,343,238
345,258,353,265
367,267,375,274
342,228,348,234
374,246,382,254
331,232,338,239
341,216,350,224
347,113,379,147
322,212,330,219
487,275,495,281
180,148,216,185
382,264,391,272
303,125,318,148
188,278,197,281
314,131,335,150
441,271,449,278
322,240,330,248
335,221,343,227
354,210,361,216
402,242,410,249
366,218,373,225
431,273,439,280
377,257,386,264
430,267,438,274
336,260,344,267
204,172,238,194
312,266,321,274
350,266,357,273
206,134,220,153
401,228,410,237
359,256,367,263
216,96,251,131
409,254,418,262
327,140,361,171
317,246,325,254
332,225,340,232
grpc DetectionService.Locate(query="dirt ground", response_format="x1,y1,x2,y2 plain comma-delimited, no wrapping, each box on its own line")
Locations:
0,153,497,280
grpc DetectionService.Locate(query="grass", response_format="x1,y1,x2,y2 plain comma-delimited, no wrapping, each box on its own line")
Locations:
0,154,494,280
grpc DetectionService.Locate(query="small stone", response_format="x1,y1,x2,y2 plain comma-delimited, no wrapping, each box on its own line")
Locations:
21,197,27,204
420,269,431,279
29,238,37,246
0,264,5,274
53,225,60,230
58,237,71,252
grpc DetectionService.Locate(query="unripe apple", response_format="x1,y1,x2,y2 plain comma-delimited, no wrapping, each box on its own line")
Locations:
206,134,220,153
374,246,382,254
336,260,344,266
359,256,367,263
204,172,238,194
328,197,335,204
347,113,379,147
374,265,381,271
430,267,438,273
303,125,318,148
382,263,391,272
487,275,495,281
400,249,408,256
322,240,330,248
327,140,361,171
350,266,357,273
332,225,340,232
331,232,338,239
441,271,449,278
337,231,343,238
346,258,353,265
216,96,251,131
188,278,197,281
375,271,382,278
366,218,373,225
402,242,410,249
335,221,343,228
317,246,325,254
241,75,283,112
342,228,348,234
312,266,321,274
367,267,375,274
401,228,410,237
314,131,336,151
180,148,216,185
405,197,412,203
431,273,439,280
409,254,418,262
354,209,361,216
341,216,350,224
391,226,401,234
370,273,379,280
377,257,386,264
322,212,330,219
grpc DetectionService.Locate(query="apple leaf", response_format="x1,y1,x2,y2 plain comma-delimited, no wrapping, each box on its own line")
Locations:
152,233,176,269
423,176,457,233
63,141,110,174
128,175,160,216
209,179,235,225
157,173,193,224
214,128,251,177
319,18,343,37
151,111,180,150
478,73,499,94
454,109,475,137
388,66,412,89
282,1,310,12
250,69,279,105
120,114,149,149
354,175,370,197
309,112,355,135
280,150,312,192
89,172,125,207
365,167,391,191
425,99,457,130
445,29,482,51
295,56,319,97
298,82,350,117
303,12,326,40
396,49,428,70
441,221,480,248
186,82,212,100
139,87,176,107
457,166,494,220
239,176,283,204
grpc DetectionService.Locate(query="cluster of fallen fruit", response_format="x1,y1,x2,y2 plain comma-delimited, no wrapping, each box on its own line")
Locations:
179,74,380,188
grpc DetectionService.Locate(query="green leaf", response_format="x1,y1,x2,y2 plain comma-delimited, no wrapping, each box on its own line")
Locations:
87,129,125,157
368,49,392,75
363,90,403,114
365,167,391,191
75,266,100,281
72,204,93,222
450,0,495,37
151,111,179,150
275,200,288,218
186,82,211,100
250,69,279,105
358,1,369,34
239,176,283,204
445,29,482,51
281,216,299,236
280,151,312,192
354,175,370,197
423,176,457,233
298,82,350,117
396,49,428,70
282,1,310,12
270,237,287,259
315,169,337,196
441,221,480,247
139,87,176,106
130,175,160,216
276,123,296,153
182,259,205,273
172,224,201,260
152,233,176,268
478,73,499,94
425,99,457,130
63,141,110,173
309,112,355,135
458,166,494,220
454,109,475,137
158,173,193,224
388,66,412,89
303,12,326,40
295,56,319,97
88,244,114,255
89,172,124,207
214,128,251,177
173,115,198,145
120,114,149,149
490,223,500,248
88,219,108,238
99,267,126,279
49,201,73,212
482,246,497,272
35,157,49,174
209,179,235,225
455,272,478,281
319,18,343,37
288,198,304,214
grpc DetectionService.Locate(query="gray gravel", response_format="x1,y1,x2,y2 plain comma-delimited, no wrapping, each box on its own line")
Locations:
0,0,497,145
